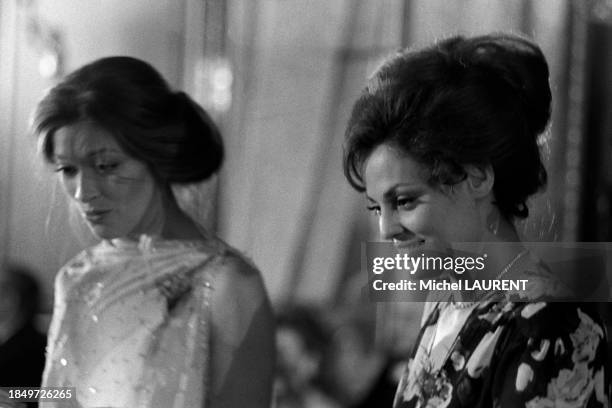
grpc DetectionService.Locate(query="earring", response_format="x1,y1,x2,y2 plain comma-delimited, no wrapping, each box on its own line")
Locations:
487,211,500,235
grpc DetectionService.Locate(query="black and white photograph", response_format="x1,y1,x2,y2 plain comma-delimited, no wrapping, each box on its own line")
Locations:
0,1,611,407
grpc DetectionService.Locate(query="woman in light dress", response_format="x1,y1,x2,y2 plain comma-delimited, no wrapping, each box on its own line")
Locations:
33,56,275,408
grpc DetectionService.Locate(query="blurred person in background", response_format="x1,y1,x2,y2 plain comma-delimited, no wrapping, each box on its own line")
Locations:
343,33,609,407
31,56,274,408
0,261,47,393
274,306,340,408
320,309,398,408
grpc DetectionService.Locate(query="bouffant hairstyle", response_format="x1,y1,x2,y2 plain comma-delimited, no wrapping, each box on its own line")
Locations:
32,56,223,183
343,33,551,219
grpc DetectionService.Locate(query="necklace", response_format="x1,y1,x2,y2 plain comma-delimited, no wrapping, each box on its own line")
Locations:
495,249,529,279
450,301,476,309
423,250,528,367
414,302,475,406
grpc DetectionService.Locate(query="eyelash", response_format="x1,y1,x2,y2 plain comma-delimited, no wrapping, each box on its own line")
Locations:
96,162,119,173
54,162,119,176
366,205,381,216
367,197,416,216
54,166,77,176
396,197,416,208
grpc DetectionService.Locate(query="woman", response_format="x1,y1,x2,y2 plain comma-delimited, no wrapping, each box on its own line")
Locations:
33,57,275,407
343,34,609,407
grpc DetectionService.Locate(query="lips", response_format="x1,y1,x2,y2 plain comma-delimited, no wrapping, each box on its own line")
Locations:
393,239,426,250
83,209,111,223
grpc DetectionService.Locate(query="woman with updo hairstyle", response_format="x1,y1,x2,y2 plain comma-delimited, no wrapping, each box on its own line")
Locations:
344,34,609,407
33,57,274,408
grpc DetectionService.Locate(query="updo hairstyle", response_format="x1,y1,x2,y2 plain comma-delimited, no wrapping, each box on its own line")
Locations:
343,33,551,219
32,56,223,184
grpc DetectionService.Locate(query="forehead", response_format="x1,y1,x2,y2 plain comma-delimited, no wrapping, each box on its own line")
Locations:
363,144,429,194
53,121,124,159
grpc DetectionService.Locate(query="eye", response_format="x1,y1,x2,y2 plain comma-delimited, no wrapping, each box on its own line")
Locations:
54,165,78,177
366,205,381,216
95,162,119,173
396,196,417,210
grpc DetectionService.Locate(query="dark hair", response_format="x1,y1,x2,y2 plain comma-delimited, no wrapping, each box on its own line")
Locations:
32,56,223,183
343,33,551,219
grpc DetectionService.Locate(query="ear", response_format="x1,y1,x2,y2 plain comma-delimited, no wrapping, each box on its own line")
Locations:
464,164,494,198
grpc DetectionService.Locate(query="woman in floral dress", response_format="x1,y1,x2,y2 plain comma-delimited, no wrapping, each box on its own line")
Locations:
343,33,609,407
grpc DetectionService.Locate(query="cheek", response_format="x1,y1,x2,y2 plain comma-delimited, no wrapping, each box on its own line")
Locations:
117,177,157,219
443,203,482,240
133,181,155,208
399,205,437,234
401,201,472,242
58,176,77,199
106,174,151,201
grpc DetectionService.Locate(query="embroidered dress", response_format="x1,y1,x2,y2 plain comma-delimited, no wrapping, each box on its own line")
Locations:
393,255,610,408
41,235,236,408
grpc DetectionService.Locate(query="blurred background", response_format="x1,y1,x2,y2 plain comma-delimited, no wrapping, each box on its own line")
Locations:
0,0,611,406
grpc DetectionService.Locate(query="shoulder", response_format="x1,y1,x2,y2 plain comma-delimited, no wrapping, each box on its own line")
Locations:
58,240,124,276
206,242,264,295
153,237,267,306
490,303,608,406
59,247,94,272
513,302,606,343
508,251,608,302
505,253,573,301
205,243,272,338
492,302,607,379
469,299,606,349
55,247,97,288
477,298,605,339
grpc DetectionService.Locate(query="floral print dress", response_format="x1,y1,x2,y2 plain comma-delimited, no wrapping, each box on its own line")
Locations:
393,296,609,407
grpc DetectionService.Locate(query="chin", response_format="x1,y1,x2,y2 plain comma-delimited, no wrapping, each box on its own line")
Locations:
88,224,124,240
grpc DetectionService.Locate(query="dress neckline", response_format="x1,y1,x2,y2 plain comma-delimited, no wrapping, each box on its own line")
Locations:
97,229,217,254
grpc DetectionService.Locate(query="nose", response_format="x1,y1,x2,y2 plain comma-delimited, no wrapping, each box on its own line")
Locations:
379,209,404,241
73,170,100,203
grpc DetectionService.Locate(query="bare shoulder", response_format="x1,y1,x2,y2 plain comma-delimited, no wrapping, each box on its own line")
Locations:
208,249,273,342
216,250,260,277
211,250,265,297
206,250,276,406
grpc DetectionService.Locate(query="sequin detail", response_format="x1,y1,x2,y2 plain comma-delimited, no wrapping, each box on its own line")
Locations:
40,238,227,408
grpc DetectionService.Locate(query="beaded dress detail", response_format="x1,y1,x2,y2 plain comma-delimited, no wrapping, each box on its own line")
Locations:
41,235,228,408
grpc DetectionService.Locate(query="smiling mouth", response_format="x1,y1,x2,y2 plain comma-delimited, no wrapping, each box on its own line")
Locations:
83,210,111,223
393,239,426,250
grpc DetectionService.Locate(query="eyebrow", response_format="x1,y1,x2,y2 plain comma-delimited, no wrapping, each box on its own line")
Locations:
365,183,423,202
53,148,121,161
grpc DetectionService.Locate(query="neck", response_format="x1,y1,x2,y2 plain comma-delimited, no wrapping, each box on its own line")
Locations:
451,209,526,301
111,187,205,246
160,193,204,240
482,211,523,265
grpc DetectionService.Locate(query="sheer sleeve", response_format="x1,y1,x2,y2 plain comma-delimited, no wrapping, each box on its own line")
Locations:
492,303,609,408
41,264,72,386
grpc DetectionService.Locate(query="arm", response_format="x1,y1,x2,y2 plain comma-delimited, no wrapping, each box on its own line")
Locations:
208,255,275,408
